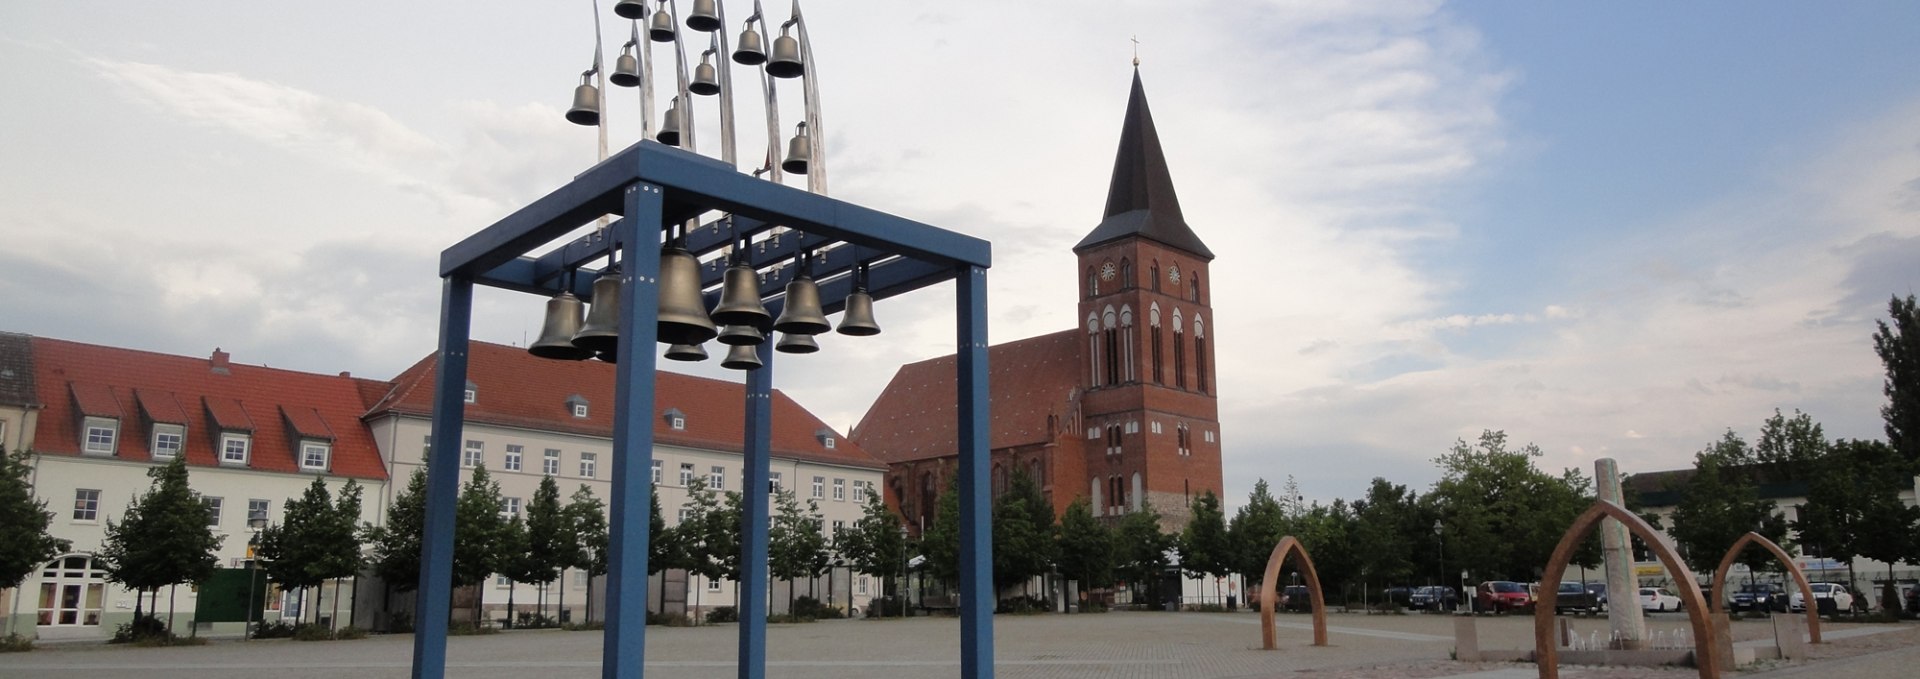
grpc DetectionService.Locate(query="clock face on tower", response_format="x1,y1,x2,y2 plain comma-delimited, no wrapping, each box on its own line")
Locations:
1100,262,1116,281
1168,265,1181,284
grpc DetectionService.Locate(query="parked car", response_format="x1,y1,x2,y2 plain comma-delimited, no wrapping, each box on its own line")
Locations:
1729,582,1788,613
1639,587,1682,612
1278,585,1313,612
1476,581,1532,613
1383,586,1413,607
1410,586,1459,611
1788,582,1855,614
1907,585,1918,613
1553,582,1606,614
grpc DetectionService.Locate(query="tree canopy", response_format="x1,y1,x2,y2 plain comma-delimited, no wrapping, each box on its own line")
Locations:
0,446,69,591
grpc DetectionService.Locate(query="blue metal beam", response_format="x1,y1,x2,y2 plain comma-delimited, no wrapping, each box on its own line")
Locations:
602,184,665,679
440,143,649,278
412,277,472,679
954,265,994,679
737,341,774,679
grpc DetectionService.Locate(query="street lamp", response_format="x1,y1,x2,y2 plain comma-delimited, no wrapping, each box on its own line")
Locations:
1432,519,1444,609
245,510,268,639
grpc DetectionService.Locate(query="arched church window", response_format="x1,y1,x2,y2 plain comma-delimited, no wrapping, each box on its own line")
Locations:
1120,306,1135,382
1194,316,1208,393
1172,310,1186,389
1150,261,1160,293
1102,307,1120,386
1150,304,1163,384
1120,259,1133,289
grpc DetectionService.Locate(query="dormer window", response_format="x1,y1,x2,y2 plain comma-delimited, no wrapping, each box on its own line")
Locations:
82,417,119,455
816,428,837,449
464,381,477,404
663,408,686,431
220,432,252,465
300,441,331,471
573,403,589,418
567,395,590,419
151,424,185,460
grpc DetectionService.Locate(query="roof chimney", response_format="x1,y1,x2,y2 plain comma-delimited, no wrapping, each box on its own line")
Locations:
211,348,230,374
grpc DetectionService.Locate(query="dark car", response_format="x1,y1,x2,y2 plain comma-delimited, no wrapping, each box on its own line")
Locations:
1409,585,1459,611
1553,582,1606,614
1476,581,1532,613
1729,583,1787,613
1383,586,1413,607
1279,585,1313,612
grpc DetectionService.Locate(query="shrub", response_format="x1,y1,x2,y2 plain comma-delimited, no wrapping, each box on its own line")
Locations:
386,611,414,634
705,606,738,623
866,595,908,618
334,626,369,640
1186,603,1230,613
792,596,843,620
516,612,559,629
251,621,298,639
448,621,499,636
565,619,610,630
766,614,810,624
109,615,170,644
1,634,34,653
293,624,336,641
996,596,1050,614
1078,600,1109,613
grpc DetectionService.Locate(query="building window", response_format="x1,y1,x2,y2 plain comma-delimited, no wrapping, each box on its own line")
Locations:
463,440,483,468
495,574,512,586
504,444,523,472
248,498,270,526
82,417,117,455
832,478,846,501
503,497,522,519
151,424,184,460
680,463,696,486
769,471,783,494
543,449,561,476
221,433,251,465
300,442,330,471
422,434,432,460
572,402,589,418
678,507,692,524
1151,420,1163,435
464,387,476,403
73,489,100,521
710,466,725,490
832,520,846,536
575,570,589,588
858,576,870,595
811,476,825,499
579,452,598,479
823,437,836,449
669,415,686,430
707,578,722,593
203,496,224,527
1177,425,1191,456
851,480,867,503
652,460,662,484
1204,430,1216,443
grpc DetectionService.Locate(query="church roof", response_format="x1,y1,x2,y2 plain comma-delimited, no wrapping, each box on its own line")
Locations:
853,330,1081,463
1073,69,1214,260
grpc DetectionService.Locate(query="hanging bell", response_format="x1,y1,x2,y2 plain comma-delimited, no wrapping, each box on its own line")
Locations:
711,263,772,331
657,97,683,146
613,0,648,20
776,332,819,354
657,246,720,345
596,350,618,364
771,272,831,335
530,291,595,360
766,29,804,78
565,76,601,126
572,271,623,353
691,56,720,96
686,0,722,32
649,6,677,42
781,122,811,174
611,50,641,88
732,26,767,65
717,324,765,346
665,343,710,362
837,288,881,337
722,343,763,370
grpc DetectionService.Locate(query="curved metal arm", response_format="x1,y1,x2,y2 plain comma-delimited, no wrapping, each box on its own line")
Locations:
710,2,738,167
669,0,696,152
791,0,826,195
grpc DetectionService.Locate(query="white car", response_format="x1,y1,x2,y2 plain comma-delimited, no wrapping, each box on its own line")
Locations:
1788,583,1854,613
1639,587,1681,612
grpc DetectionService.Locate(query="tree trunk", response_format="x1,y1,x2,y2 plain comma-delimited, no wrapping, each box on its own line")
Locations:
506,581,516,628
348,576,359,631
167,584,177,633
133,587,145,621
586,574,595,624
331,578,343,631
557,569,566,624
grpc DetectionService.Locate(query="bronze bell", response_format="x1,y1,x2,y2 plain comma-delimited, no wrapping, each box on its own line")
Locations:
732,26,767,65
596,350,617,364
657,246,719,346
717,324,765,346
613,0,648,20
781,122,810,174
721,343,763,370
648,6,677,42
691,55,720,96
837,288,880,336
775,331,819,354
665,343,709,362
710,263,772,331
611,50,641,88
657,97,683,146
566,77,601,126
766,30,803,78
771,272,831,335
686,0,722,32
572,271,623,353
530,291,595,360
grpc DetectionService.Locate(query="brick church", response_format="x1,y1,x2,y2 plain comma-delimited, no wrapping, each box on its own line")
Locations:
853,70,1224,531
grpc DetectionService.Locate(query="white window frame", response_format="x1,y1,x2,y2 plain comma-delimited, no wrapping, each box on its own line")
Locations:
220,433,251,465
150,423,185,460
709,465,725,490
811,476,824,499
422,434,432,460
823,437,836,449
652,460,662,484
464,387,476,403
851,480,867,503
769,471,783,494
543,449,561,476
680,463,695,486
579,452,597,479
462,440,483,468
504,444,523,472
247,498,270,526
832,478,846,501
503,497,522,519
831,520,845,536
73,488,100,521
678,507,692,524
82,417,118,455
858,576,869,595
707,578,722,593
300,441,330,471
670,415,686,430
203,496,224,528
572,403,589,418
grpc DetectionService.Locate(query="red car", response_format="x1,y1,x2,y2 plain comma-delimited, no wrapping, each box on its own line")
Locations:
1476,581,1533,613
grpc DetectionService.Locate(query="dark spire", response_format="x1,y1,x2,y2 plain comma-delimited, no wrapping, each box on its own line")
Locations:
1074,69,1213,260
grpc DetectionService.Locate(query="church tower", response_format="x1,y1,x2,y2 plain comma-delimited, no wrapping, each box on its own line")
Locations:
1072,69,1223,526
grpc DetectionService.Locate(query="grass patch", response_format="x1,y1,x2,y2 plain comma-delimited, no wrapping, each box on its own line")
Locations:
1,634,35,652
448,621,500,636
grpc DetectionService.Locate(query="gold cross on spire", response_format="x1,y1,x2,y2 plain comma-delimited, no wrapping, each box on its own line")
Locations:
1132,35,1140,66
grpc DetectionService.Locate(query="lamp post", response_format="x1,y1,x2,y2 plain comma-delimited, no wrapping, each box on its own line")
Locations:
1432,519,1444,610
245,510,267,639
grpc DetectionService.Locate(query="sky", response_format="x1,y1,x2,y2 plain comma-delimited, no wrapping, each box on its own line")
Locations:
3,1,1917,510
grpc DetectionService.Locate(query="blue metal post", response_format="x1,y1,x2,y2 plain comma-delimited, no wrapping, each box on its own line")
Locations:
738,340,774,679
412,277,472,679
954,265,993,679
604,183,665,679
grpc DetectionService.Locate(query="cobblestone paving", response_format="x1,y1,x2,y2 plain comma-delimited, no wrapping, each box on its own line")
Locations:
3,611,1913,679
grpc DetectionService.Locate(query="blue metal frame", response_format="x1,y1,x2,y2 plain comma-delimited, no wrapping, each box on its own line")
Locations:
416,140,992,679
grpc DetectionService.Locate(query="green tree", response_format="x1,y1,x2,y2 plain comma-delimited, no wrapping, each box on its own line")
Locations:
920,475,962,587
452,466,506,622
992,468,1055,596
1053,498,1113,606
1178,491,1231,603
1426,430,1594,582
768,488,826,612
1668,431,1789,574
364,468,426,594
676,479,731,617
523,476,569,621
565,485,608,622
1838,438,1920,612
1350,478,1417,589
258,477,331,623
1754,409,1828,482
494,514,536,626
98,457,222,632
1,446,70,637
1227,479,1287,593
1292,500,1356,598
1114,502,1173,608
320,480,364,629
1876,294,1920,473
1797,439,1912,597
841,491,907,606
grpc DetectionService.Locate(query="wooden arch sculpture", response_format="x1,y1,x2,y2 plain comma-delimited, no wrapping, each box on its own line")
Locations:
1710,531,1821,644
1258,535,1328,649
1535,501,1718,679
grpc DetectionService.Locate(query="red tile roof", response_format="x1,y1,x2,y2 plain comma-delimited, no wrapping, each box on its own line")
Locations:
367,341,884,470
281,405,335,440
69,383,123,418
29,337,389,480
853,329,1082,463
204,396,254,431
